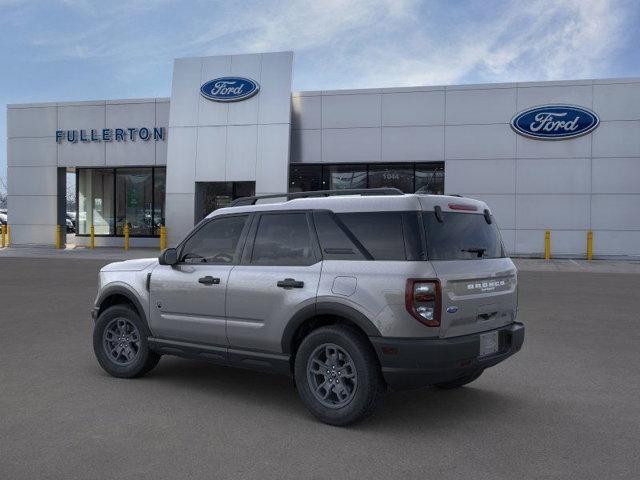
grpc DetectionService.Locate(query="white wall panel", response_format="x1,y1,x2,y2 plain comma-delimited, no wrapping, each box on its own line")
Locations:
5,224,56,246
197,55,231,127
8,137,57,167
445,124,515,159
516,134,591,159
516,85,592,111
258,51,294,125
106,139,155,166
292,95,321,130
227,54,261,126
290,129,321,163
381,126,444,161
226,125,257,180
516,229,586,256
169,57,202,127
592,121,640,157
58,104,105,131
381,91,444,126
516,194,590,230
57,141,105,167
499,229,516,255
7,195,57,225
256,124,289,194
166,128,196,194
155,101,170,165
195,126,226,181
106,102,155,127
8,166,58,196
593,231,640,256
7,106,57,138
445,159,515,194
322,94,381,128
591,195,640,230
593,82,640,121
446,88,516,125
516,158,590,194
165,193,195,246
592,158,640,193
322,128,381,163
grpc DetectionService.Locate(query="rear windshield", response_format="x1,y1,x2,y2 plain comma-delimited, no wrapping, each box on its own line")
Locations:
423,212,505,260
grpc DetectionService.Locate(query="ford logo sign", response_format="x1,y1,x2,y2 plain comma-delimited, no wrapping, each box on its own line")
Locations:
511,104,599,140
200,77,260,102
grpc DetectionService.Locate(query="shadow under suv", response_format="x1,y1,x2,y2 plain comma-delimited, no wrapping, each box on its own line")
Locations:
92,189,524,425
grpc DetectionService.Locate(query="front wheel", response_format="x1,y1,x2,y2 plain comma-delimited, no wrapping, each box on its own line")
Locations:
294,325,385,426
93,304,160,378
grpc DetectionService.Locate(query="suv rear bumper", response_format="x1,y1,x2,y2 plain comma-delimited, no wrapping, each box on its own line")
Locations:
370,322,524,390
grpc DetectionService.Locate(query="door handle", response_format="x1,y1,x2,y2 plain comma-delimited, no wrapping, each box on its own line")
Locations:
198,276,220,285
277,278,304,289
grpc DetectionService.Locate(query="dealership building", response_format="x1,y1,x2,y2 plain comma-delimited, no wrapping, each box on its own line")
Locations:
6,51,640,257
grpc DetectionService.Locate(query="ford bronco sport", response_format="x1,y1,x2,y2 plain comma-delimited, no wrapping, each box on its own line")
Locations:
92,189,524,425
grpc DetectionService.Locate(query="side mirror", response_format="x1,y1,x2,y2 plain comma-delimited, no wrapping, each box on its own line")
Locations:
159,247,178,266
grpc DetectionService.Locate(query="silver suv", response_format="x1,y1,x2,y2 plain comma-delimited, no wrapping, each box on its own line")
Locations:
92,189,524,425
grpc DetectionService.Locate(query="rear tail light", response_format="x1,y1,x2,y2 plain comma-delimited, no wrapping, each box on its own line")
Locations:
405,279,441,327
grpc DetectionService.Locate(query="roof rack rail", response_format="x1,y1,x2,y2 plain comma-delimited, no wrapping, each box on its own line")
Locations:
227,188,404,207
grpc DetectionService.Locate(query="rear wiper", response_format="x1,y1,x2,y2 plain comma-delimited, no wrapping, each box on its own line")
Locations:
461,247,486,258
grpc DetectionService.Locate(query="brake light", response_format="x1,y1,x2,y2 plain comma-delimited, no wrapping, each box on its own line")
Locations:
405,279,441,327
448,203,477,211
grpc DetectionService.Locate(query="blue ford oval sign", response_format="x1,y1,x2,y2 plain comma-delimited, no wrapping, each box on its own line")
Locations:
200,77,260,102
511,104,599,140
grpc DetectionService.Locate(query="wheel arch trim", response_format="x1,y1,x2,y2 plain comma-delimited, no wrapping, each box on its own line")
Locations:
95,283,150,332
281,301,381,354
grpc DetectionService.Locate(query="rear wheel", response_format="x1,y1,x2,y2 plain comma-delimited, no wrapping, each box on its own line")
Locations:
93,304,160,378
435,370,483,389
294,325,385,426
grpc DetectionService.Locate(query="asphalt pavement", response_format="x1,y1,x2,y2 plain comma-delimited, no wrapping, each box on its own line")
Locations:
1,256,639,479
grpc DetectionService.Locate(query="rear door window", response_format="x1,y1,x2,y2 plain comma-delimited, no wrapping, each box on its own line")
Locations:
423,212,505,260
250,213,316,266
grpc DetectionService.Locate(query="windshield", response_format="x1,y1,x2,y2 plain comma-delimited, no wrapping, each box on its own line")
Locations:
423,211,505,260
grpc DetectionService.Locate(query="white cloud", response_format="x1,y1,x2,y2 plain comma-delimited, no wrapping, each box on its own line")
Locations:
16,0,632,88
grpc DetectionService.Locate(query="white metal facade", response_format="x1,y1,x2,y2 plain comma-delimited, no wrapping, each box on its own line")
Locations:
6,52,640,257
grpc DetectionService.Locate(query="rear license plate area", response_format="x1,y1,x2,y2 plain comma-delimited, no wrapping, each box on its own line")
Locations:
479,331,499,357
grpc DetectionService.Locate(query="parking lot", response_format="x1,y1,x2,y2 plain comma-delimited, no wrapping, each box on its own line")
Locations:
1,256,639,479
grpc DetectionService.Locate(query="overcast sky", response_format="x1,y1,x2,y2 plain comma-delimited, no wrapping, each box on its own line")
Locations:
1,0,639,189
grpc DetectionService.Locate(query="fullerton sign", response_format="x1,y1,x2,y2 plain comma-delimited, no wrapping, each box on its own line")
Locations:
55,127,165,143
510,105,599,140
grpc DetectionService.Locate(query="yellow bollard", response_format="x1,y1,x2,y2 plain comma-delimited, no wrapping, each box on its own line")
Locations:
124,224,129,251
587,230,593,261
1,224,6,248
159,226,166,251
544,230,551,260
90,224,95,249
6,224,10,246
55,225,62,249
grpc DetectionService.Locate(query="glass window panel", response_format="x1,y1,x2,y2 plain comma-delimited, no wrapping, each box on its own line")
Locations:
251,213,314,266
415,163,445,194
77,169,114,235
423,212,505,260
313,211,366,260
180,215,248,264
153,168,166,235
337,212,407,260
115,168,153,236
323,164,367,190
289,165,322,192
367,163,414,193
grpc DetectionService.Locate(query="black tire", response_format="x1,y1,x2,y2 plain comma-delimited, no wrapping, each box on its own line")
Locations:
294,325,385,426
435,370,483,389
93,304,160,378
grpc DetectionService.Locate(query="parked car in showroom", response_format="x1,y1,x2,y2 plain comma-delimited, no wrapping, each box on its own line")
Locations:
91,189,524,425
